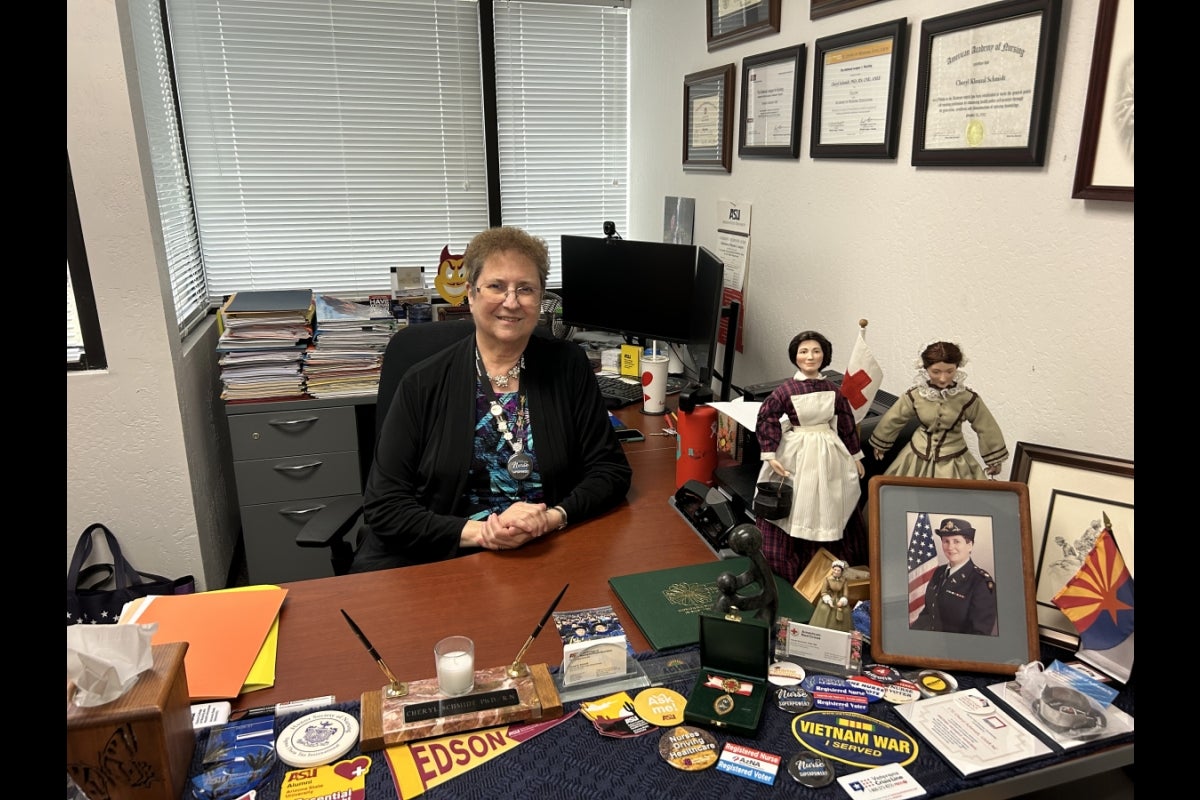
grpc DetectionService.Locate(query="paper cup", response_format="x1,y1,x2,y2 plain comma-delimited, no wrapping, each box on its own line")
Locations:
642,354,670,415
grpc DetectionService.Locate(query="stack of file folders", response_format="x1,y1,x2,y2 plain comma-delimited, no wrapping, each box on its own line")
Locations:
217,290,314,402
305,294,399,399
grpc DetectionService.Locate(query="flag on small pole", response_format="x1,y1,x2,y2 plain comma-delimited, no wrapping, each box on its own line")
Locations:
840,319,883,424
1052,512,1134,651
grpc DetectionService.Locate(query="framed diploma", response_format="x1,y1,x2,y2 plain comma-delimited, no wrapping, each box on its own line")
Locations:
811,18,908,159
707,0,781,53
912,0,1062,167
1072,0,1133,201
683,64,735,173
811,1,890,21
868,476,1039,676
738,45,806,159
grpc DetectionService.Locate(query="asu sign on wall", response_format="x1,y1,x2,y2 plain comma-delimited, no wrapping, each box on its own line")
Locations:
791,711,918,768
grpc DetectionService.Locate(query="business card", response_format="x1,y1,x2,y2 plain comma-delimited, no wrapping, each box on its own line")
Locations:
836,763,925,800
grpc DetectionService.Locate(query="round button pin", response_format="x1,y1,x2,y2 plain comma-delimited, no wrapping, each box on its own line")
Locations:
768,660,806,686
776,686,814,713
787,752,836,787
276,710,359,769
658,725,718,771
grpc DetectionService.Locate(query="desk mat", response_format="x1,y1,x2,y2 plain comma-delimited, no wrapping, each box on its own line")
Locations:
186,643,1133,799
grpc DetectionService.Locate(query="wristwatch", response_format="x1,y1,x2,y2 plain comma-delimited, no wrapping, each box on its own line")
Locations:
552,505,568,531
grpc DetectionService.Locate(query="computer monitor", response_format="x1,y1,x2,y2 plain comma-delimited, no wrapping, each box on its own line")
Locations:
560,235,724,387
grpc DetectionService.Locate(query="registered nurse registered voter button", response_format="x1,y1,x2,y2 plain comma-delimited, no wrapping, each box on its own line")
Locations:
658,725,719,771
787,752,836,788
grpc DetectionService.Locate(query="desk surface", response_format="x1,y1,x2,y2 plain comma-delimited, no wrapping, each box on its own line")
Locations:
234,406,1133,799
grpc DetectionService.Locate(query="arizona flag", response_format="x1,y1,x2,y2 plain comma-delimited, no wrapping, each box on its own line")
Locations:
840,324,883,424
1052,515,1134,651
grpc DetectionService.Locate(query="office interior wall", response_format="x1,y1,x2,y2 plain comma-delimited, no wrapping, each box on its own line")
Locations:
630,0,1133,469
67,0,237,589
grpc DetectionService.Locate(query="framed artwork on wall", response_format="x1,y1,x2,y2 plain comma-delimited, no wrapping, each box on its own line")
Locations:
739,45,806,159
811,18,908,159
911,0,1062,167
684,64,735,172
811,1,891,21
1072,0,1134,201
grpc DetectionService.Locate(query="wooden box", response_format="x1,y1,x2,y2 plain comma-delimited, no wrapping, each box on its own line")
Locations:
794,546,871,606
67,642,194,800
683,610,770,735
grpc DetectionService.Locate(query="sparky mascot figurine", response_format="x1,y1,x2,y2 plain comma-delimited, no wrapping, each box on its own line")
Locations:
869,341,1008,479
433,245,469,306
714,525,779,623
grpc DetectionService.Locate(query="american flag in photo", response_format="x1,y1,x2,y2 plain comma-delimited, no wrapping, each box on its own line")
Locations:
907,512,937,624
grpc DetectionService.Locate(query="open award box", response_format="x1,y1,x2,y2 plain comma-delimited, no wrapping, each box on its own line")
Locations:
682,610,770,735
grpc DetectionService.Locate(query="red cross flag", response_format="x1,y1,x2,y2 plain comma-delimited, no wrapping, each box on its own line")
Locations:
839,322,883,424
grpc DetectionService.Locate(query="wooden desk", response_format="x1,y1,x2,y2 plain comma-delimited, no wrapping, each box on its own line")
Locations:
237,405,704,710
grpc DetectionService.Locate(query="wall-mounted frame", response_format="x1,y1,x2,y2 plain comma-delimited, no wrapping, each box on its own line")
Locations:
707,0,781,52
811,0,891,21
811,18,908,159
911,0,1062,167
739,45,806,159
684,64,735,173
1010,442,1134,648
1072,0,1134,201
868,476,1038,675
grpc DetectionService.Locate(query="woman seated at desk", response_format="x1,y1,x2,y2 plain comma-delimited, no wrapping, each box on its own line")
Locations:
350,226,632,572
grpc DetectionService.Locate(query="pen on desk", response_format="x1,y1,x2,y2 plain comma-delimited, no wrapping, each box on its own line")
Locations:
507,583,569,677
229,695,335,721
341,609,407,697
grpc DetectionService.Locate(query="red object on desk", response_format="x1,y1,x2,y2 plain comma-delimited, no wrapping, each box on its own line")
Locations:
676,405,718,487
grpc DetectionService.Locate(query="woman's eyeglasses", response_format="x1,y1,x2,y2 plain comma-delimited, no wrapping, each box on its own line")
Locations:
475,283,542,303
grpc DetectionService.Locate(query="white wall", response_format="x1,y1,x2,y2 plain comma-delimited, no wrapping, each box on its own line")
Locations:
631,0,1133,469
67,0,238,590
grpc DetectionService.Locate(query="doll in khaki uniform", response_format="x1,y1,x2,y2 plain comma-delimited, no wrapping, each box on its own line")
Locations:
869,341,1007,480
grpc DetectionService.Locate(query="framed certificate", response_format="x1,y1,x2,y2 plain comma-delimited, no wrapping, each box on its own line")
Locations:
1072,0,1133,201
707,0,781,52
811,18,908,159
739,45,806,159
912,0,1062,167
684,64,735,173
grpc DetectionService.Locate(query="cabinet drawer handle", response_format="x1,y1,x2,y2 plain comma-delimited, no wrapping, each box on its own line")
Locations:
268,416,320,427
273,461,323,473
280,505,327,518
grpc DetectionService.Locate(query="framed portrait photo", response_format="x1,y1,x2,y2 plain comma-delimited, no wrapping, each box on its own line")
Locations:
1072,0,1134,201
868,476,1038,675
739,45,806,159
707,0,781,52
684,64,735,172
911,0,1062,166
811,18,908,159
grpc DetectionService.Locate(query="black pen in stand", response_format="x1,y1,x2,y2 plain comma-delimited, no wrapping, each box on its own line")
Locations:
507,583,570,678
341,609,408,699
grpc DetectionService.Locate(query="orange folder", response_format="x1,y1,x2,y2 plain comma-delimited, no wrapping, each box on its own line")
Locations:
129,588,288,700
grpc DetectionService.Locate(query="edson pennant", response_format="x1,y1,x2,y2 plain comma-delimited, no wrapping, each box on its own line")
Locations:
1051,515,1134,651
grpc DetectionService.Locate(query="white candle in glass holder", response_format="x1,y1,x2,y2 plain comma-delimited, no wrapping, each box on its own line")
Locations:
434,635,475,696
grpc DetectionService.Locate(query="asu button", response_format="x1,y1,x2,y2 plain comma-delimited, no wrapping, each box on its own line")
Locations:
917,669,958,697
787,752,836,787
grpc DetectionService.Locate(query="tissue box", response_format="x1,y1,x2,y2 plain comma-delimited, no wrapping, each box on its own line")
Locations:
794,547,871,606
683,610,770,735
67,642,193,800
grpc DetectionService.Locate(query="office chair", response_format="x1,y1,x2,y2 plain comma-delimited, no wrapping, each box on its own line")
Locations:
296,317,554,574
295,318,479,574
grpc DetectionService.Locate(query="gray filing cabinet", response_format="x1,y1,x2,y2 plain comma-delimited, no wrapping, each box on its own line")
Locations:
225,396,374,583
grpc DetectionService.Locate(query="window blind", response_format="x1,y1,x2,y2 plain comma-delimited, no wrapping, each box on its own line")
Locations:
165,0,491,299
493,1,629,286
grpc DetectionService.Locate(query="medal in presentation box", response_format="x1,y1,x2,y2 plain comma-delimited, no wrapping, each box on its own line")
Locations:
683,610,770,735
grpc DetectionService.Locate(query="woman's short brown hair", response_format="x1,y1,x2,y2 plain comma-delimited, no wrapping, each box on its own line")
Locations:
463,226,550,289
921,341,964,368
788,331,833,370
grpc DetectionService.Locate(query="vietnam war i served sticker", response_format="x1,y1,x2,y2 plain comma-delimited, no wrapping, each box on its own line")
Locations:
658,725,719,771
791,711,918,769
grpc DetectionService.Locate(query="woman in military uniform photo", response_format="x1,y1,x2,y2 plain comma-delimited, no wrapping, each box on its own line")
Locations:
912,517,998,636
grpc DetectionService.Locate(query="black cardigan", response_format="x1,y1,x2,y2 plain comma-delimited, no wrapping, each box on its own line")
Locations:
352,334,632,571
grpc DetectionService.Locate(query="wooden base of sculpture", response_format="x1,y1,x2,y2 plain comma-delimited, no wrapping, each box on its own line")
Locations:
359,663,562,751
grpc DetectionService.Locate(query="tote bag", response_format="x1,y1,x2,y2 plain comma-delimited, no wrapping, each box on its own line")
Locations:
66,523,195,625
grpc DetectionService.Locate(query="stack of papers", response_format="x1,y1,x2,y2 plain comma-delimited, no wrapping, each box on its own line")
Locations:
305,294,399,399
218,290,314,402
120,585,288,700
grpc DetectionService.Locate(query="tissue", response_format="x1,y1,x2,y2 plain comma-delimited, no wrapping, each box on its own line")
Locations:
66,623,158,707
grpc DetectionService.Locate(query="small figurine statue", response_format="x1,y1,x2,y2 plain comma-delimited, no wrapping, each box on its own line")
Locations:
869,340,1008,479
714,525,779,623
806,559,853,632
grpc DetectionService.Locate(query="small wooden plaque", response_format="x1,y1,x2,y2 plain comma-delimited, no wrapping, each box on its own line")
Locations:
359,663,562,751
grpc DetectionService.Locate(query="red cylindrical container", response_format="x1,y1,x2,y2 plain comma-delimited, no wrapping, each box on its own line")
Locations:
676,405,719,487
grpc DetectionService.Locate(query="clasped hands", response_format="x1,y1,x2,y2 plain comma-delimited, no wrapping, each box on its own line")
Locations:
473,502,556,551
821,594,850,608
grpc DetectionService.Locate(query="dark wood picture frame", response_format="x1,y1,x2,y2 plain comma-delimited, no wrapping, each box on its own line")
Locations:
707,0,781,52
811,0,891,21
1072,0,1134,201
1010,442,1134,648
739,45,806,159
912,0,1062,167
811,18,908,159
684,64,735,173
868,476,1039,675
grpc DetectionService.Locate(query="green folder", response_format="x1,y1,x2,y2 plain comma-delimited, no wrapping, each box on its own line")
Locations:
609,558,815,651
